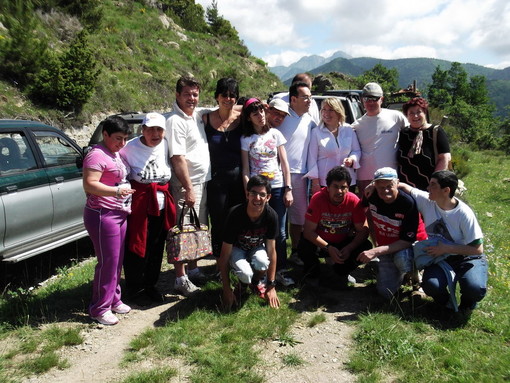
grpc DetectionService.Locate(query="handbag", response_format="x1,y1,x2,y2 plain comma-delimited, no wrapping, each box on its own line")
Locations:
166,204,212,263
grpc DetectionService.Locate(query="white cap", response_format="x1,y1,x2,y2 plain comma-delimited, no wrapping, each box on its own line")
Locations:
142,112,166,129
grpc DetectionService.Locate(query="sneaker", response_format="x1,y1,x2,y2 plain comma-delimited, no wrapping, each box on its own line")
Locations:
91,310,119,325
276,270,295,287
187,268,207,284
112,303,131,314
347,274,356,284
174,276,201,297
288,251,304,266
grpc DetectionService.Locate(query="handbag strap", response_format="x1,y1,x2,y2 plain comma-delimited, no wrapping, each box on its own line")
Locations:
178,202,201,228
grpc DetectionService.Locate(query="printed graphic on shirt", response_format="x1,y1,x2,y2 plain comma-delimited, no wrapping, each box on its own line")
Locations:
317,212,353,235
426,218,454,242
237,227,268,251
370,207,401,240
137,159,171,184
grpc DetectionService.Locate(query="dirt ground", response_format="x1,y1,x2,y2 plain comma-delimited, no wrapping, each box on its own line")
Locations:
21,259,385,383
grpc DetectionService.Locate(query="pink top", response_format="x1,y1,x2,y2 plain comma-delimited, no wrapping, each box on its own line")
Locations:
83,144,131,212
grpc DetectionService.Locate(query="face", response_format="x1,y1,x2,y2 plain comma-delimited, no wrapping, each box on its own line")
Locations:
292,86,312,115
246,185,270,212
216,91,237,109
249,106,266,129
406,105,427,129
427,178,444,201
374,179,398,203
103,131,129,153
321,104,341,128
141,125,165,147
362,96,383,116
327,180,350,205
267,108,287,128
176,85,200,116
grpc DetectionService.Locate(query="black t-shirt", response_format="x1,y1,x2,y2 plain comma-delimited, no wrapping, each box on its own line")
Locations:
223,203,278,251
397,125,450,190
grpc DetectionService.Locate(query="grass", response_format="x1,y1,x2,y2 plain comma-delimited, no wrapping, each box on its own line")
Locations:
0,149,509,382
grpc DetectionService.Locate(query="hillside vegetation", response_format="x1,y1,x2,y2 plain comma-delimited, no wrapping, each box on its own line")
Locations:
0,0,282,129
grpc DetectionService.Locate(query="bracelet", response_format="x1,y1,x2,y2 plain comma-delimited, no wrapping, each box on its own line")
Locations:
116,187,121,199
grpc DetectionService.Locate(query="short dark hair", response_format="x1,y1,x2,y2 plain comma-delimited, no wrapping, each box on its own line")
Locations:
431,170,458,198
214,77,239,100
176,76,201,93
241,98,267,137
247,174,271,195
289,81,309,100
101,116,132,136
326,166,352,187
291,73,312,88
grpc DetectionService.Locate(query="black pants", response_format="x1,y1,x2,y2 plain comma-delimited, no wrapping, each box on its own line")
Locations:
207,167,245,257
124,213,167,292
298,236,372,278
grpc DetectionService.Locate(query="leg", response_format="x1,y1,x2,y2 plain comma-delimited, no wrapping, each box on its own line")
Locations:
287,174,308,250
453,255,488,310
268,187,288,270
376,253,405,300
332,238,372,276
422,264,449,305
250,246,270,283
143,213,166,289
297,236,320,278
230,246,254,284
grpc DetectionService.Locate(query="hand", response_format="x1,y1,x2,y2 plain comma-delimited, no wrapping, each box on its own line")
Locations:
357,249,377,264
184,188,196,207
343,157,354,168
328,246,345,264
284,190,293,207
311,182,321,195
222,288,237,311
265,287,280,308
364,183,375,199
117,187,135,198
425,241,448,257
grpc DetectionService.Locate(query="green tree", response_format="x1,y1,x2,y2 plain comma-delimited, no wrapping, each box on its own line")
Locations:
163,0,208,33
357,63,399,94
206,0,239,40
0,0,48,88
31,31,100,111
428,66,452,108
447,62,469,104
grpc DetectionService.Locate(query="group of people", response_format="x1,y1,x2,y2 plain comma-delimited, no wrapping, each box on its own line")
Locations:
82,73,488,325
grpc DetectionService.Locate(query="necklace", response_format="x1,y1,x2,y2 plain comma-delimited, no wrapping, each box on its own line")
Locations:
217,110,232,142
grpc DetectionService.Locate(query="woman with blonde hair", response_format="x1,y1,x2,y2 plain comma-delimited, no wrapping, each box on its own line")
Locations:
305,97,361,194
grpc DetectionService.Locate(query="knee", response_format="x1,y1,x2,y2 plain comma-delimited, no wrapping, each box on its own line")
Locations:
237,268,253,284
421,276,443,296
461,279,487,302
376,284,397,300
251,249,270,271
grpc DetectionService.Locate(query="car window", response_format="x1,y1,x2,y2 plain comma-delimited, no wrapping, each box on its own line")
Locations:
0,132,37,174
33,131,81,167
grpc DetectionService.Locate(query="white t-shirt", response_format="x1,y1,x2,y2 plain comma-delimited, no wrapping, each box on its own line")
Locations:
276,107,315,174
241,128,286,188
305,122,361,186
165,102,211,185
352,108,407,180
410,188,483,245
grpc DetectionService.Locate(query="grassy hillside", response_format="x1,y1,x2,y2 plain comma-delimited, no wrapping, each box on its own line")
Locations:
0,0,283,128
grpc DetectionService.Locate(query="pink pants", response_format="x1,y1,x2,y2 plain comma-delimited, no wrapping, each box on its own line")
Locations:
84,206,128,317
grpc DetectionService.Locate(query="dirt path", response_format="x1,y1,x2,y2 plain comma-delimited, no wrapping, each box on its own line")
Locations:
22,261,378,383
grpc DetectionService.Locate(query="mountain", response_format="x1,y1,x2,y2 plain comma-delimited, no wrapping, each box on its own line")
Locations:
271,55,510,117
271,50,351,82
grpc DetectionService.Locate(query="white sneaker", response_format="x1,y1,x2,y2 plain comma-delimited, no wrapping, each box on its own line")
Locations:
174,276,201,297
276,270,295,287
112,303,131,314
347,274,356,284
91,310,119,325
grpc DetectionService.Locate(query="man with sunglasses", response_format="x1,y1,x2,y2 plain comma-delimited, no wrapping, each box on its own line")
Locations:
219,175,280,310
352,82,407,196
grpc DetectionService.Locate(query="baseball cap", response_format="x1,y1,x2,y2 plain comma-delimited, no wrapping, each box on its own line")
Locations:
362,82,383,97
269,98,290,115
373,167,398,180
142,112,166,129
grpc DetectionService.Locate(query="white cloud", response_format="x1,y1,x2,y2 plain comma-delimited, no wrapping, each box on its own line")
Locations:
263,51,310,67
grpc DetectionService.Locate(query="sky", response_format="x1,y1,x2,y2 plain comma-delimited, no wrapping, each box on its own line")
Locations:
195,0,510,70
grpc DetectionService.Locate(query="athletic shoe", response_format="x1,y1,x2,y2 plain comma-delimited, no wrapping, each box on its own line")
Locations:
276,270,295,286
174,276,201,297
112,303,131,314
91,310,119,325
288,251,304,266
250,281,267,299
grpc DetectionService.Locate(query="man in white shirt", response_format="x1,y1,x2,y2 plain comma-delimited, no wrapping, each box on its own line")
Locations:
165,76,211,296
352,82,407,195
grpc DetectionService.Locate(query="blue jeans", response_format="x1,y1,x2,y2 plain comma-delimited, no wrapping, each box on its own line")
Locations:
376,249,414,300
230,246,270,284
422,255,488,310
268,186,287,270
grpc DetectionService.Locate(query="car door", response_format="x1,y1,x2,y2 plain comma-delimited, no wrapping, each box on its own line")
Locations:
31,130,85,234
0,131,53,253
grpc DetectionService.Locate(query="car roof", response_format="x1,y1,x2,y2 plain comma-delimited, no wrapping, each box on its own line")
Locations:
0,119,56,129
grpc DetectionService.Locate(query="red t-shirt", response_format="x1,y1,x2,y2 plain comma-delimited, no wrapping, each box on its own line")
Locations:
305,188,366,243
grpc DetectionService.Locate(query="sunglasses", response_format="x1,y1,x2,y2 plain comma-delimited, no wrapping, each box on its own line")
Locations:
362,96,381,102
220,92,237,99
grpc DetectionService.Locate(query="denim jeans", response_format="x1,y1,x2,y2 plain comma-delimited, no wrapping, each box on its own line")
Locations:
422,254,488,310
230,245,270,284
268,186,288,270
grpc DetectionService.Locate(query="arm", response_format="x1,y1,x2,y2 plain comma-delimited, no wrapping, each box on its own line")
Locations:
435,152,451,171
241,149,250,193
426,241,483,258
170,155,195,206
83,168,134,198
264,238,280,308
338,221,370,260
302,219,343,264
218,242,236,310
357,239,413,263
277,145,293,207
344,126,361,169
397,181,413,195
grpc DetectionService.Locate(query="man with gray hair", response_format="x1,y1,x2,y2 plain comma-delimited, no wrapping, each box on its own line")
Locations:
352,82,407,195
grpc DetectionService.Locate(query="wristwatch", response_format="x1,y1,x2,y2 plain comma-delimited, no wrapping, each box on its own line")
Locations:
284,185,293,191
267,279,276,287
323,244,330,251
